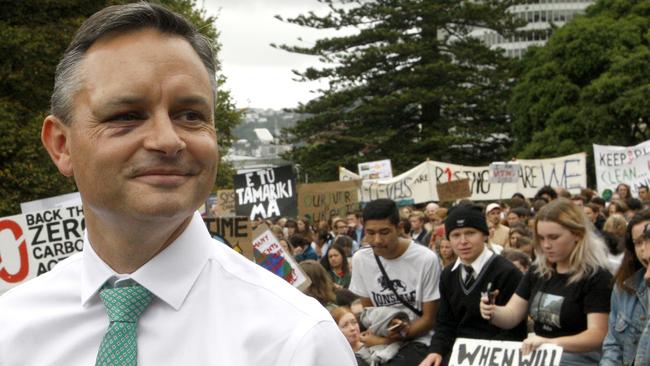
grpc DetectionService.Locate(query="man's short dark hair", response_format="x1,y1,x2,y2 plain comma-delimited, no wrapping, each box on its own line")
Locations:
626,197,643,211
363,199,400,226
590,196,606,207
534,186,557,201
51,2,216,124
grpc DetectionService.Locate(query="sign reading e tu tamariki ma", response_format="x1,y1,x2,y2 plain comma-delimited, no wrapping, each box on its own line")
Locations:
234,165,297,220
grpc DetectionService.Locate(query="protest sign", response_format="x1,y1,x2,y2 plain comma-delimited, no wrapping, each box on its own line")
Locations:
20,192,82,214
489,162,521,184
204,216,253,260
0,205,85,294
234,165,297,220
358,159,393,180
211,189,236,217
436,179,471,202
298,180,361,223
251,224,310,291
449,338,562,366
594,141,650,196
340,153,586,202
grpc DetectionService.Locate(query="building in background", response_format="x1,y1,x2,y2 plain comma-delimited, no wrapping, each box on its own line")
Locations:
476,0,595,58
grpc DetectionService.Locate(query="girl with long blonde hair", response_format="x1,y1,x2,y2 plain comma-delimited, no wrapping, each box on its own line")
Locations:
479,199,613,365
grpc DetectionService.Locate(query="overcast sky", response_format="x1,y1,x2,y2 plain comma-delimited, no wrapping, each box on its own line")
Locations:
202,0,340,110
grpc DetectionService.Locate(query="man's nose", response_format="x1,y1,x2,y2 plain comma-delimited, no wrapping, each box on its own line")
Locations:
143,114,186,155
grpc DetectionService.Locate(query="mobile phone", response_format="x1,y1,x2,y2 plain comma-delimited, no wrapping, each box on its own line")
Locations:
387,322,402,331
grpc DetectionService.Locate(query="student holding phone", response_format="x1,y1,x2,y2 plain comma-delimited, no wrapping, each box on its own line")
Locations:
479,199,612,366
419,204,527,366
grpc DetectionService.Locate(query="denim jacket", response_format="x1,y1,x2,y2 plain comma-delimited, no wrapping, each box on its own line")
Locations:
600,269,649,366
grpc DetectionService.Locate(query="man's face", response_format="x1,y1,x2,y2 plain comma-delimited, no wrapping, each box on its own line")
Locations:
449,227,485,264
346,214,358,228
335,221,349,235
43,29,217,224
409,217,422,231
364,219,401,259
631,221,650,269
639,187,649,201
425,204,437,219
487,208,501,225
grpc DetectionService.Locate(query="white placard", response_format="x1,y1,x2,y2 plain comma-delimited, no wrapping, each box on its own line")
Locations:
251,225,310,291
594,141,650,196
339,153,587,202
489,162,522,184
449,338,562,366
358,159,393,180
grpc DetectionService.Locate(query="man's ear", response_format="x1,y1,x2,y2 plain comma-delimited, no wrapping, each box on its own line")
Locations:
41,115,73,177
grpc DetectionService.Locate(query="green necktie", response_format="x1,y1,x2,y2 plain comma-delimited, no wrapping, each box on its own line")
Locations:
96,284,153,366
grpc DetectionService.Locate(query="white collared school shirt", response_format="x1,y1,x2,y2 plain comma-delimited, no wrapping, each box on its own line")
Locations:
0,212,355,366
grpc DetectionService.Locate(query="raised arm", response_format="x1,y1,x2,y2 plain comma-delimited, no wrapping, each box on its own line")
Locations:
479,293,529,329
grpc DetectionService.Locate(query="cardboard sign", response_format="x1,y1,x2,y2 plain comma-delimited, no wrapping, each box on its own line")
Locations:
489,162,521,184
594,141,650,196
449,338,562,366
203,216,253,260
436,179,471,202
234,165,297,220
211,189,236,217
358,159,393,180
251,224,310,291
297,180,361,223
0,205,85,294
340,153,587,202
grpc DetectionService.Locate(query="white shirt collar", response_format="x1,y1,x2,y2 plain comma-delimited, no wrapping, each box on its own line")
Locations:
451,245,494,274
81,211,212,310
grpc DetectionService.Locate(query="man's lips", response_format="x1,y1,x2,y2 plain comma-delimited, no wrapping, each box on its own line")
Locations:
131,167,196,186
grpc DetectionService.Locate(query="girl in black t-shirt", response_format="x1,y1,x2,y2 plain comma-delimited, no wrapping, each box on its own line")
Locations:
479,199,612,366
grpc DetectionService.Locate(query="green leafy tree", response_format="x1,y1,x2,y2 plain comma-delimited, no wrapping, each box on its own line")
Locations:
0,0,239,216
276,0,521,182
510,0,650,180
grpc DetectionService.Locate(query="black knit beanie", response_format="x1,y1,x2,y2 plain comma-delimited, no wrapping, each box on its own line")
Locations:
445,204,490,239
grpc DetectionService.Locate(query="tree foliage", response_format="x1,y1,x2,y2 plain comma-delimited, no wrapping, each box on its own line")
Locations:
510,0,650,168
0,0,240,216
276,0,522,182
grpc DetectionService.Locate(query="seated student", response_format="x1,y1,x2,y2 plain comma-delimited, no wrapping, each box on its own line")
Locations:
331,307,369,366
419,204,526,366
409,211,429,245
322,245,352,289
350,199,441,366
480,199,612,366
601,210,650,366
291,234,319,262
300,260,338,310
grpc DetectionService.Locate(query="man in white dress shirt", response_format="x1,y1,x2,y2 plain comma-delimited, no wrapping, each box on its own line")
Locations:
0,3,355,365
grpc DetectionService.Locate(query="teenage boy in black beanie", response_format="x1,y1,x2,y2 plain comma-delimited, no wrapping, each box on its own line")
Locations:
419,204,526,366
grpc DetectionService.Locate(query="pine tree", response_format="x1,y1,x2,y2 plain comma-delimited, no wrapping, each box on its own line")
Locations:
276,0,521,181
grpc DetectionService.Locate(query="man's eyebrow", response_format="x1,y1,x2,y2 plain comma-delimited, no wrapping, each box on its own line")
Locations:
173,95,211,107
104,96,146,108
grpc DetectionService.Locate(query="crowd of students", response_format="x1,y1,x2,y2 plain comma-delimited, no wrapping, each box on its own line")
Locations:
254,182,650,366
